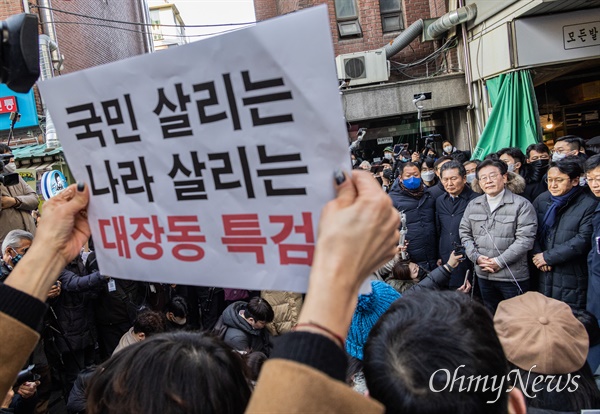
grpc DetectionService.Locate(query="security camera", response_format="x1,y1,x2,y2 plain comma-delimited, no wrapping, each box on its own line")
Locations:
412,94,426,104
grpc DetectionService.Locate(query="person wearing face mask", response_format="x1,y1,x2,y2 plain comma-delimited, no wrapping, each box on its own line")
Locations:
0,230,33,281
442,140,456,156
463,159,480,186
388,162,438,270
420,158,437,188
382,147,394,162
0,144,38,245
531,157,596,311
552,135,586,163
498,147,525,176
164,296,189,331
523,143,551,203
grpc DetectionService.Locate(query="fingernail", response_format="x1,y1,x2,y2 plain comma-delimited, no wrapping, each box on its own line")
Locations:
77,181,85,192
334,169,346,185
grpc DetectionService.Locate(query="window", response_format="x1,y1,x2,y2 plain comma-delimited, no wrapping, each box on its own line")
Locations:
150,10,164,41
379,0,404,33
335,0,361,37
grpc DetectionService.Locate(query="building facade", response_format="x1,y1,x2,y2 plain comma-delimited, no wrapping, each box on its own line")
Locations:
255,0,600,158
149,0,188,50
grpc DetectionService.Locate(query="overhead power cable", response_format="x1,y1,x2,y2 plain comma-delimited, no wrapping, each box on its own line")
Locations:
30,4,256,28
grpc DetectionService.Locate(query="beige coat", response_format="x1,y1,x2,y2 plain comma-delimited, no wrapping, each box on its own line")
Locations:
0,179,38,243
246,359,384,413
261,291,303,336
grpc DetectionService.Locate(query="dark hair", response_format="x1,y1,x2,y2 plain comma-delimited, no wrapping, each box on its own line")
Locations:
165,296,188,319
398,162,420,177
87,332,252,414
497,147,526,165
364,291,510,414
572,309,600,347
526,143,550,158
556,135,582,151
463,159,481,168
483,152,499,161
476,159,508,178
549,156,583,180
132,310,166,337
244,297,274,323
420,157,435,170
510,364,600,412
440,160,466,178
585,154,600,173
433,156,453,170
0,144,10,154
391,260,412,281
450,151,470,164
244,351,267,381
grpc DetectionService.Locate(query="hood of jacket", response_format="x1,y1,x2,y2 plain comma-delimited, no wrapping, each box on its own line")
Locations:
470,171,526,195
222,301,260,336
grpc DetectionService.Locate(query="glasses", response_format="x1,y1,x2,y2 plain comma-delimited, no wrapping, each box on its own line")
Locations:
553,148,571,155
441,176,461,183
478,173,500,183
529,155,549,161
587,176,600,184
545,177,567,184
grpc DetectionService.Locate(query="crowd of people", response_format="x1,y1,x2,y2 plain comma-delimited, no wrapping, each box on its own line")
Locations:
0,133,599,413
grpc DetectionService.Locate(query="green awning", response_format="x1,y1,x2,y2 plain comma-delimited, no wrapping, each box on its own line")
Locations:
472,70,541,160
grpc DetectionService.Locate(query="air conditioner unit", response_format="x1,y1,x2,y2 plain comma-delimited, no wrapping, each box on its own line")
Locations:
335,49,390,87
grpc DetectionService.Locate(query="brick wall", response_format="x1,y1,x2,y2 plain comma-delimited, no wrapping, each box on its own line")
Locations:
47,0,148,74
254,0,438,80
0,1,24,20
0,1,149,144
254,0,279,21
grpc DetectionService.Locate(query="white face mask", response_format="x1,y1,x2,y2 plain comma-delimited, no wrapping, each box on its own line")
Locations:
552,152,566,162
421,171,435,182
506,163,515,173
579,176,587,187
4,162,16,173
466,173,476,184
384,153,392,160
443,146,452,154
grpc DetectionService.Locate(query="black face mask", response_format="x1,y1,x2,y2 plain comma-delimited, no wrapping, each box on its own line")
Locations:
529,159,550,182
417,267,428,281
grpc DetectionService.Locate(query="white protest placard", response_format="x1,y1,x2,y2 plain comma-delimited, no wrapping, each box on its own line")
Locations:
38,5,350,293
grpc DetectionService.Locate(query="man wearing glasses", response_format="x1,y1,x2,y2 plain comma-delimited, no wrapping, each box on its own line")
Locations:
0,144,38,244
459,159,537,313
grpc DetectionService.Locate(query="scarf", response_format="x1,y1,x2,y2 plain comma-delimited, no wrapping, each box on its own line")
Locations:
400,181,424,199
541,186,581,238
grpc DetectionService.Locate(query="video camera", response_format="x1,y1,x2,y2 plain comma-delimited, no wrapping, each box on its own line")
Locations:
0,153,19,186
15,365,40,387
0,13,39,93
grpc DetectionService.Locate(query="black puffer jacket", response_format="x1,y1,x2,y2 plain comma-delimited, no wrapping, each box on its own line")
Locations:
389,183,437,270
533,189,597,310
221,301,271,356
52,269,107,353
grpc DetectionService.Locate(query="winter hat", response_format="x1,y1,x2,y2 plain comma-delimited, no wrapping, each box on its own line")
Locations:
346,281,400,360
383,147,393,153
494,292,588,375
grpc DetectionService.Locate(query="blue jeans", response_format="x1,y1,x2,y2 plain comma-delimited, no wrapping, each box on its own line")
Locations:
477,277,529,314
